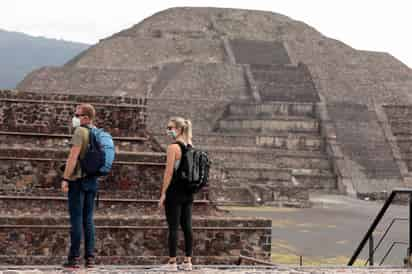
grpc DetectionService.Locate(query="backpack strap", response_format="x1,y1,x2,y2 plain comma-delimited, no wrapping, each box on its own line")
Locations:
174,141,187,153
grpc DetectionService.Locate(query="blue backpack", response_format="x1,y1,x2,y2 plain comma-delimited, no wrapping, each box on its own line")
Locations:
80,126,115,177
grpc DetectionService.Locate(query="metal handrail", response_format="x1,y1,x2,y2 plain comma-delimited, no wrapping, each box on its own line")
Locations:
348,188,412,266
379,241,408,265
364,217,408,266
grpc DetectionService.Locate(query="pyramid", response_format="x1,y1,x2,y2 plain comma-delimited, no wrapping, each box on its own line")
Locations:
17,7,412,203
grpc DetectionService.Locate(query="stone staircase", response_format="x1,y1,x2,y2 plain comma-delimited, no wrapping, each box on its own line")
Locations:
192,40,336,206
0,90,271,265
250,64,319,103
384,105,412,174
209,101,336,206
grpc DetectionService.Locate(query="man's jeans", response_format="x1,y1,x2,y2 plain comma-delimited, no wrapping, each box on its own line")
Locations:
68,177,98,259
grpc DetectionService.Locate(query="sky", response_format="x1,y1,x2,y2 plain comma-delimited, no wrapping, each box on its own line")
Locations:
1,0,411,68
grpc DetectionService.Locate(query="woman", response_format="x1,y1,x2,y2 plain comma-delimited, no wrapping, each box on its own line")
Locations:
159,116,194,271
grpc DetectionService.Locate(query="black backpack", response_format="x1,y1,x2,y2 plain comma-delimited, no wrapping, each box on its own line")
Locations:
175,142,210,193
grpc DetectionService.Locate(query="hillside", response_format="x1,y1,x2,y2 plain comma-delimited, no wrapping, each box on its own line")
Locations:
0,29,89,88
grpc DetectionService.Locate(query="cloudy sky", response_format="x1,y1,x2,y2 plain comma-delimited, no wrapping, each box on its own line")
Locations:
1,0,411,68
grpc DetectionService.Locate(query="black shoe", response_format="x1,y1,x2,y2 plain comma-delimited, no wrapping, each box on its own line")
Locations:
62,257,80,268
85,256,96,268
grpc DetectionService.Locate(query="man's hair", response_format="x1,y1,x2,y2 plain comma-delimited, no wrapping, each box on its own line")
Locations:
79,104,96,121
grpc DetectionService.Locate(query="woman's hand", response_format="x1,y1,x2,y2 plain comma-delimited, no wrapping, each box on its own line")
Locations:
159,193,166,209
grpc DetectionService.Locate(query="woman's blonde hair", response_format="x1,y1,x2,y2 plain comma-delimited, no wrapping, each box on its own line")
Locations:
169,116,192,144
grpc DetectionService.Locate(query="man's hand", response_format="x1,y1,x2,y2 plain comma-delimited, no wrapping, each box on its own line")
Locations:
158,193,166,209
61,180,69,193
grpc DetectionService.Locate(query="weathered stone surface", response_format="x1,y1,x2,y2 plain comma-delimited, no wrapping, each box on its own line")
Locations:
0,89,271,265
15,6,412,201
0,216,271,265
0,90,148,137
1,266,412,273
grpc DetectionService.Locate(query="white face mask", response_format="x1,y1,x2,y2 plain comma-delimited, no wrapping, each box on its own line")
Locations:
72,116,81,128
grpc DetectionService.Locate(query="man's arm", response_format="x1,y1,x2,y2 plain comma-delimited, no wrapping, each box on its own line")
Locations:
61,145,81,193
63,146,81,179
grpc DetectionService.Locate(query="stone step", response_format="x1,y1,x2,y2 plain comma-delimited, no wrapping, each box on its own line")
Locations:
0,215,271,265
389,121,412,135
256,84,319,103
224,167,336,190
0,147,165,162
202,145,327,157
218,117,319,133
229,39,291,65
0,195,213,216
252,69,311,83
0,149,165,198
384,105,412,120
154,132,324,152
201,147,331,170
213,183,310,207
0,265,410,273
227,102,316,118
0,131,160,152
249,63,298,71
224,166,291,181
394,137,412,153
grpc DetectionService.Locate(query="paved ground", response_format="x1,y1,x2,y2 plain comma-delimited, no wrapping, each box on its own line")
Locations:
1,265,412,273
223,193,410,266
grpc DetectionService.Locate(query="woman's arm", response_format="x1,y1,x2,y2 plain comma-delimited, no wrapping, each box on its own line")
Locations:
159,144,177,207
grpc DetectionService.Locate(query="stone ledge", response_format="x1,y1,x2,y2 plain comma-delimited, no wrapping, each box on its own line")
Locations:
200,145,327,158
0,216,271,227
0,195,210,203
0,90,147,105
0,265,411,274
222,115,318,122
0,97,147,108
0,131,149,141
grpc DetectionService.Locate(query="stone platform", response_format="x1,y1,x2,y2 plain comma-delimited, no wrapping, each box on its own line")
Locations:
1,265,411,274
0,90,272,265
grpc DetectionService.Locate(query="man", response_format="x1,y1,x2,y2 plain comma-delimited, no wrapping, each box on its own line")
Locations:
61,103,98,268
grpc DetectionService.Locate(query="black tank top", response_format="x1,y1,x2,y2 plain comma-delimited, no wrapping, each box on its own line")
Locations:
166,142,194,204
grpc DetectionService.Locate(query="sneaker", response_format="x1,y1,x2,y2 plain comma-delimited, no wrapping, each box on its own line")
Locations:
85,256,96,268
62,257,80,269
181,261,193,271
153,262,178,272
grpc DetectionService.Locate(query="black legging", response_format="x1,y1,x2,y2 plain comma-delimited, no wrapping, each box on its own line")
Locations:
165,200,193,257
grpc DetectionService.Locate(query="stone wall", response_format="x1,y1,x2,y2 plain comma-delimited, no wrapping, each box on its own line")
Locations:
0,151,165,199
0,90,148,137
0,197,213,217
0,89,272,264
18,67,155,97
230,39,291,65
384,105,412,173
69,37,226,69
0,133,160,152
147,98,229,135
326,102,405,196
0,216,271,265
